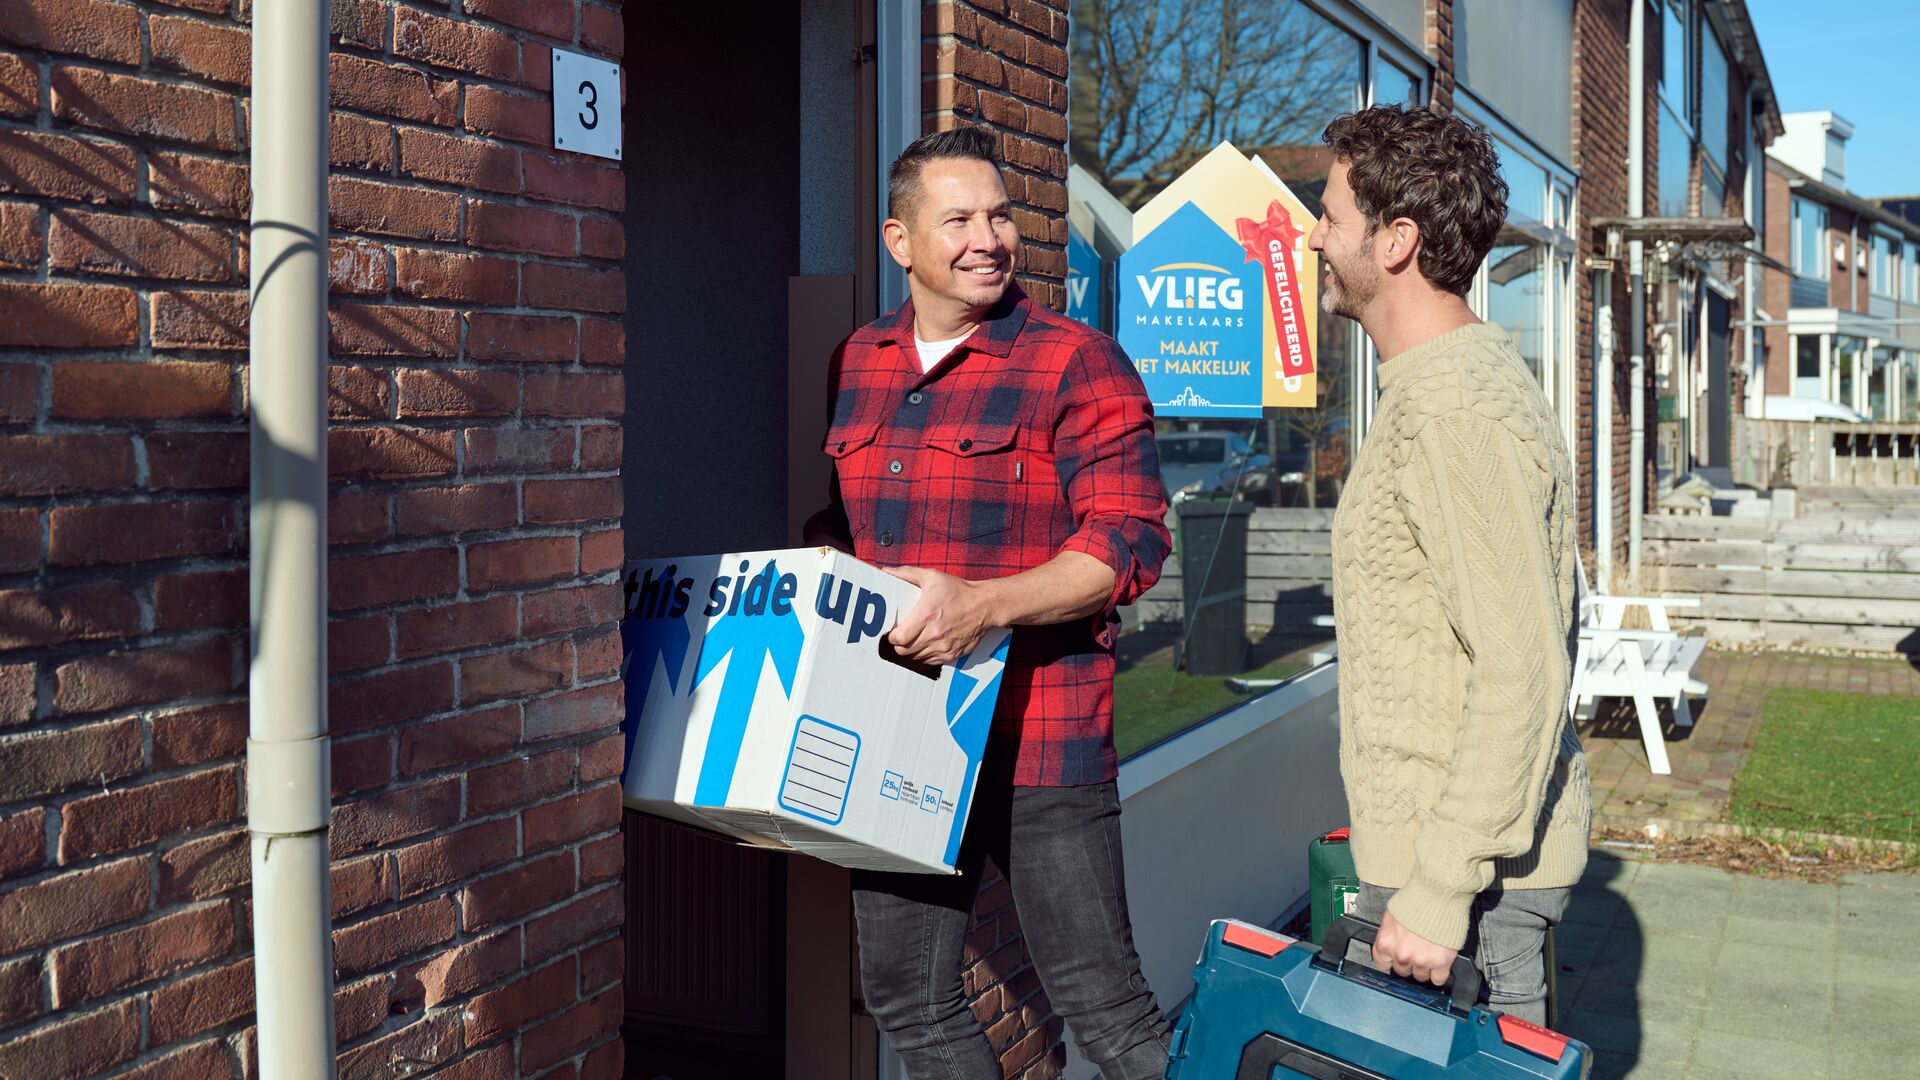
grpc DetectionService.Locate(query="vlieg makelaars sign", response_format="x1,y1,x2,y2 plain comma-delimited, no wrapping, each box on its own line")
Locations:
618,548,1010,874
1117,141,1320,417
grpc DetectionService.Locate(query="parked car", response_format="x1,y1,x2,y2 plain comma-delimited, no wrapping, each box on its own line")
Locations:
1763,395,1867,423
1157,431,1281,503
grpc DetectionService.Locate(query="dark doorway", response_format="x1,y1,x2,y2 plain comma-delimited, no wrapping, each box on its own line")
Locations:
1706,291,1731,470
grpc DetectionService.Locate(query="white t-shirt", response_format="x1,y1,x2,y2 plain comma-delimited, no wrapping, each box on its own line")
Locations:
914,333,970,373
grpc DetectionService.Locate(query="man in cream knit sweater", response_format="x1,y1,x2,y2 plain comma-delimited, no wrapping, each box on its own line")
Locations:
1310,105,1590,1025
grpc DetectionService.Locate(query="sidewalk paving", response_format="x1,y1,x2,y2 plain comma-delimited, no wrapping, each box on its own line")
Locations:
1556,850,1920,1079
1576,649,1920,831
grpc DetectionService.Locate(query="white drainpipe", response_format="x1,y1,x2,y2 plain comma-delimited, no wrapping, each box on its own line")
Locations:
1627,0,1647,585
1593,269,1614,594
248,2,338,1077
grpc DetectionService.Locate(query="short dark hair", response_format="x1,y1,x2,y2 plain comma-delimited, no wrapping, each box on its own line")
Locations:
887,126,1001,225
1321,105,1508,296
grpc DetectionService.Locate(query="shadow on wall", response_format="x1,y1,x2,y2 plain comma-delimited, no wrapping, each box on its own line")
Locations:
1552,852,1646,1080
1898,629,1919,673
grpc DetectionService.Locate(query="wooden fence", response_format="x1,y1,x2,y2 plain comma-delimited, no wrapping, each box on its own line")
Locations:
1132,507,1334,632
1735,418,1920,488
1646,510,1920,654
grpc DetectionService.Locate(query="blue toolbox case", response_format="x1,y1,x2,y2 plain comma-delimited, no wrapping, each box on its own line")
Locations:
1164,917,1589,1080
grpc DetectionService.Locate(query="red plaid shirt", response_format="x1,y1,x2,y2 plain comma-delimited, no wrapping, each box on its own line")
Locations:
804,286,1171,786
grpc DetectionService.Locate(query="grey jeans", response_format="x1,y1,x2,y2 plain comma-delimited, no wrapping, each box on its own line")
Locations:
852,782,1171,1080
1349,881,1569,1025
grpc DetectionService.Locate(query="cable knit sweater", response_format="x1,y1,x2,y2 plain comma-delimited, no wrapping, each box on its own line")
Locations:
1331,321,1591,951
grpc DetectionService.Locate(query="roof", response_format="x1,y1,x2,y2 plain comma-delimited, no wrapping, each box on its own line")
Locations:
1767,156,1920,242
1719,1,1786,143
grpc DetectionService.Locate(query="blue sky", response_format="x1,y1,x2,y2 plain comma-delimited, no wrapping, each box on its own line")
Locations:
1748,0,1920,197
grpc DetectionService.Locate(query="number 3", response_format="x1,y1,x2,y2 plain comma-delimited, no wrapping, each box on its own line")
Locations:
578,80,599,130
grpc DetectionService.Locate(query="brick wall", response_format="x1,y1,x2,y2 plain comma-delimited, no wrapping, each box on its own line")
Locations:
1423,0,1457,114
921,2,1071,1076
0,2,626,1077
1762,165,1792,396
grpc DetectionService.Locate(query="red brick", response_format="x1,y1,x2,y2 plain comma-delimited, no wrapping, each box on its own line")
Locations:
330,662,455,735
524,782,621,853
0,279,137,348
0,0,142,64
522,987,622,1072
522,583,621,639
580,424,622,468
337,1012,464,1078
581,528,623,574
329,0,389,52
462,850,574,931
395,482,519,538
464,424,573,473
466,311,578,363
330,489,392,545
525,371,623,418
465,84,551,146
465,197,577,257
579,829,622,886
324,239,389,300
396,367,520,418
398,127,521,195
522,262,623,315
330,176,461,242
460,638,571,705
331,547,461,610
52,66,239,150
147,430,249,492
583,1038,625,1080
148,958,253,1044
580,213,623,260
577,627,621,680
579,936,622,998
580,317,623,366
0,53,38,118
153,701,247,769
393,931,519,1012
423,1043,514,1080
333,896,458,976
394,595,518,661
0,660,34,727
0,510,38,573
463,0,572,38
331,851,393,919
399,703,520,775
330,301,459,358
525,884,622,963
329,426,459,481
393,818,518,898
52,359,233,419
329,613,392,675
335,973,389,1043
152,288,248,350
523,152,625,212
331,112,396,172
0,855,149,954
0,364,28,428
521,681,621,742
467,747,572,816
0,806,47,878
331,52,459,126
0,999,139,1079
117,1040,232,1080
331,731,393,795
150,566,246,634
0,954,43,1031
0,581,140,651
59,764,240,863
463,956,576,1046
50,638,232,720
580,4,623,59
329,363,392,419
49,498,238,565
394,247,518,304
525,476,620,525
157,828,249,905
579,732,625,784
468,535,576,591
330,776,463,857
150,13,251,85
49,902,234,1007
0,202,43,269
395,7,521,81
0,435,132,498
0,130,137,205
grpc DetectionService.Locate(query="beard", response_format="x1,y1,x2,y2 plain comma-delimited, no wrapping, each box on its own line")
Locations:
1320,240,1378,320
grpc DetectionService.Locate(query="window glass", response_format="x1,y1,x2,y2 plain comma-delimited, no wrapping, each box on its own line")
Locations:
1497,142,1548,226
1909,242,1920,301
1070,0,1364,756
1836,335,1865,409
1700,162,1725,218
1487,242,1544,384
1657,105,1691,217
1700,21,1729,169
1661,0,1690,121
1870,346,1894,420
1872,234,1893,295
1379,59,1422,106
1904,356,1920,422
1792,198,1828,280
1793,334,1822,399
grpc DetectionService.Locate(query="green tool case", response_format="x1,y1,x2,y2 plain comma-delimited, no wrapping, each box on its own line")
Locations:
1307,826,1361,946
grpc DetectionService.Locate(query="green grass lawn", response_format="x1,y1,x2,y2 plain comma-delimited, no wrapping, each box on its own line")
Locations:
1729,688,1920,844
1112,656,1310,759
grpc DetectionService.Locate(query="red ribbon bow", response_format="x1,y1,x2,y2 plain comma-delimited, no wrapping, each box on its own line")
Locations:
1235,200,1315,381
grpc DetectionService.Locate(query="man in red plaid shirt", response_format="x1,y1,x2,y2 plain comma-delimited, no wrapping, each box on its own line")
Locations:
803,128,1173,1080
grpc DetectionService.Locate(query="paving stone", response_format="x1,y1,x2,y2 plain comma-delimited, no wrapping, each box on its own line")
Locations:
1689,1029,1829,1079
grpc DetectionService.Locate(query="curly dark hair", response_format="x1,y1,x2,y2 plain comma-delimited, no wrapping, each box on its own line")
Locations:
887,126,1002,226
1321,105,1508,296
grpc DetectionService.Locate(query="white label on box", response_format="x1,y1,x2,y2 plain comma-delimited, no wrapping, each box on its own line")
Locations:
550,47,621,161
780,716,859,825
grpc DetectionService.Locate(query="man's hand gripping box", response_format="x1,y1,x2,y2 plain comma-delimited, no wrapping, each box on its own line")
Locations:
618,548,1010,875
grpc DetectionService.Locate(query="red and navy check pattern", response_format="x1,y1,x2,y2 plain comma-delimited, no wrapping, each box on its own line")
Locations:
804,287,1171,786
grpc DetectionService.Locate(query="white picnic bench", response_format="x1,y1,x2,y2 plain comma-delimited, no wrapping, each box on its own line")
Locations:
1569,554,1709,775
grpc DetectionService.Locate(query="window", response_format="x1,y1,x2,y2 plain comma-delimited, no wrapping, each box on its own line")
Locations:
1660,0,1691,125
1068,0,1383,754
1699,21,1730,171
1871,233,1895,296
1476,137,1576,450
1657,106,1692,217
1793,334,1822,400
1791,198,1829,280
1908,241,1920,302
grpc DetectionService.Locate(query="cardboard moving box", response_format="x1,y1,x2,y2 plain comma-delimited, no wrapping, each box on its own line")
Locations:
619,548,1010,874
